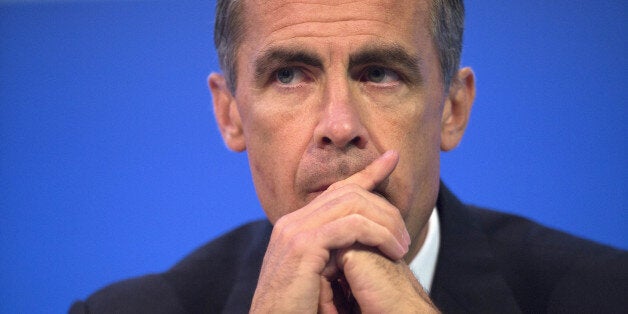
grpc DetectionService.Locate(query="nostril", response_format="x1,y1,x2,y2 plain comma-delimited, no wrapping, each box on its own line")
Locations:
350,136,361,145
322,137,332,144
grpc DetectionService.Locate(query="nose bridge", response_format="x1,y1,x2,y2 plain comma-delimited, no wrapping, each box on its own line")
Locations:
315,71,367,149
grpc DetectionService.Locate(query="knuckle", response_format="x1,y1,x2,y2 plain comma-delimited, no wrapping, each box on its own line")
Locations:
344,183,362,191
287,232,310,252
274,214,289,230
333,182,359,194
272,216,299,242
341,190,367,206
346,213,365,226
327,180,344,191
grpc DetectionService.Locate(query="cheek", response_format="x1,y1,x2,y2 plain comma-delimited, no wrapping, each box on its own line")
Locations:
241,100,312,168
237,97,315,222
373,96,443,215
398,126,440,198
404,99,443,172
239,87,316,148
243,125,292,223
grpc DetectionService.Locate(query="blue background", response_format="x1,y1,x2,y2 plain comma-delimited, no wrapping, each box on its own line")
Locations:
1,1,626,312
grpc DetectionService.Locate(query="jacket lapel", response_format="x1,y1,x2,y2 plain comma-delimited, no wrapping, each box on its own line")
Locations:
430,183,521,313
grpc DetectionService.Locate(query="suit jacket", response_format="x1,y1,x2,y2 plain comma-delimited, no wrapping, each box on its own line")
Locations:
69,183,628,313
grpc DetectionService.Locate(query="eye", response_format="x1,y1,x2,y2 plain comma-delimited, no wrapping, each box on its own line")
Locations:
275,67,305,85
362,66,400,84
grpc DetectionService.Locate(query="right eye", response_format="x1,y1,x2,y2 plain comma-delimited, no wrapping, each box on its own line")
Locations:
274,67,306,85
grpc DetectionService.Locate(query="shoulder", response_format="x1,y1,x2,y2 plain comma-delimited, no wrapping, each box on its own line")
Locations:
70,220,272,314
435,182,627,312
469,206,628,312
69,274,186,314
468,205,626,268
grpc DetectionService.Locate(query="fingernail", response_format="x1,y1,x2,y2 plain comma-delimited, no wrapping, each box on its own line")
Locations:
397,241,408,257
404,229,411,248
382,150,394,158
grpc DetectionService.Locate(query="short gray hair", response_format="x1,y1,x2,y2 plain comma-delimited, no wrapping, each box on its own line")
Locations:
430,0,465,90
213,0,244,94
213,0,465,93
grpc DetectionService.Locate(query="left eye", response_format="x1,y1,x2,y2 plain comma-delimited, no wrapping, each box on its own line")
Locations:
362,67,399,84
274,67,306,85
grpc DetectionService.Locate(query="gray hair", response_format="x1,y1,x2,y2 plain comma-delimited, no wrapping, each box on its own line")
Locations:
213,0,465,93
430,0,465,91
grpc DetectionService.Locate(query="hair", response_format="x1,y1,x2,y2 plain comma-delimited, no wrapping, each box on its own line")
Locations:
430,0,465,91
213,0,465,93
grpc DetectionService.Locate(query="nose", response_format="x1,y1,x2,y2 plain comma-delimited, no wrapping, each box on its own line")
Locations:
313,77,367,150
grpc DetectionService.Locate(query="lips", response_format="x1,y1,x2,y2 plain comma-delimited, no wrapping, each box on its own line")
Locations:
305,176,390,204
313,183,332,193
305,183,334,202
301,169,364,195
297,149,382,202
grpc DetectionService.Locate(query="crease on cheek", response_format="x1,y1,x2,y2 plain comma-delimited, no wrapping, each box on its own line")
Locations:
249,151,282,222
247,122,305,218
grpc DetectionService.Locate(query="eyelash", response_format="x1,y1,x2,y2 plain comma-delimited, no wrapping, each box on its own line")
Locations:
268,65,405,88
270,67,309,87
358,66,402,85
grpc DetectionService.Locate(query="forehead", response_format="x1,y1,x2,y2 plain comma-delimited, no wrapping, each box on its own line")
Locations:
238,0,432,58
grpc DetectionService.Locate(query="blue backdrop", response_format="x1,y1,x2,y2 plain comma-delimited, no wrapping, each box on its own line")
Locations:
1,1,625,312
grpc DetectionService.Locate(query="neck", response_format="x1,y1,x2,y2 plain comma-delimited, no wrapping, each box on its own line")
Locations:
404,220,429,264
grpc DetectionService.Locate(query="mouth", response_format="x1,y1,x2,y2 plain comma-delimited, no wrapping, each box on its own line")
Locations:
314,183,331,193
306,183,389,203
298,150,385,203
305,183,332,202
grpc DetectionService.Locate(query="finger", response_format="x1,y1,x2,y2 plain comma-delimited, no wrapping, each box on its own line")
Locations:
298,187,410,249
321,250,340,279
318,277,337,314
283,149,399,226
328,150,399,192
335,246,439,312
315,213,408,260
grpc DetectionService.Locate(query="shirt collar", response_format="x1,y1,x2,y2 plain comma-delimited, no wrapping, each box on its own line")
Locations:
408,207,441,293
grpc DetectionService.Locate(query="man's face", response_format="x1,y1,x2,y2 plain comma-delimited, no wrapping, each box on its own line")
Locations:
219,0,459,242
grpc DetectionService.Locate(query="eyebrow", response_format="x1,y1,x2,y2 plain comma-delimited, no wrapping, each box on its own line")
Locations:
252,44,423,84
349,45,423,83
254,48,324,79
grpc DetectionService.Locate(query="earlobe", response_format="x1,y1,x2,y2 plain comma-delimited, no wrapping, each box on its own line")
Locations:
440,67,476,151
208,73,246,152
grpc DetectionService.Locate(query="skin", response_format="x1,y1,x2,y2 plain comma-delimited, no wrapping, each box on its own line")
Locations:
209,0,475,312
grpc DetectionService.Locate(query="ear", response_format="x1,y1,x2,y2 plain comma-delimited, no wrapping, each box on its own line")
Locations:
208,73,246,152
440,67,475,151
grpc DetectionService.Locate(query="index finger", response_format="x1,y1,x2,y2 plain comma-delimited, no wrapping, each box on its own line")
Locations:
328,150,399,192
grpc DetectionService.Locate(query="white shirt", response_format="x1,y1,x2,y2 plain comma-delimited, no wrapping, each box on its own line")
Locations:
408,207,441,293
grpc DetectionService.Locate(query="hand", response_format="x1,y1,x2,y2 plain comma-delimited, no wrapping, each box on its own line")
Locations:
318,245,439,313
251,150,435,312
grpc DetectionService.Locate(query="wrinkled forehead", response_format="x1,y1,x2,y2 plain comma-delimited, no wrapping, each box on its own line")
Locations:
238,0,432,50
245,0,429,19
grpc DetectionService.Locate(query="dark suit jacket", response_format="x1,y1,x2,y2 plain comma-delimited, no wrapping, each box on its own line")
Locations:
69,183,628,313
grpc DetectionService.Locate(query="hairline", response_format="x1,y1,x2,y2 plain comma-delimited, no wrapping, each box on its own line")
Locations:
215,0,463,94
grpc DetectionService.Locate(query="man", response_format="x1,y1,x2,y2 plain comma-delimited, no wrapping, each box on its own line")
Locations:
70,0,627,312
